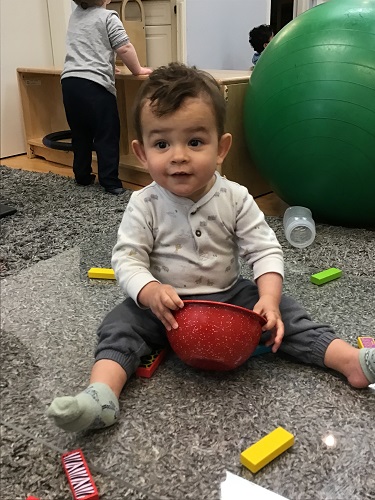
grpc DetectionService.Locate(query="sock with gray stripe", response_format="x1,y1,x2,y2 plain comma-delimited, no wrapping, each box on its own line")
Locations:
359,348,375,384
46,382,119,432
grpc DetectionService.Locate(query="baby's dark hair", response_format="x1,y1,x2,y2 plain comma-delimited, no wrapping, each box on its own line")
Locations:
133,63,226,142
249,24,273,53
73,0,103,9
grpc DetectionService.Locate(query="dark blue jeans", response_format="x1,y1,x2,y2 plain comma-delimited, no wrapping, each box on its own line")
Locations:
62,77,122,190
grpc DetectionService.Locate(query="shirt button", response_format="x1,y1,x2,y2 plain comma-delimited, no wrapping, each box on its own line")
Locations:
195,229,202,237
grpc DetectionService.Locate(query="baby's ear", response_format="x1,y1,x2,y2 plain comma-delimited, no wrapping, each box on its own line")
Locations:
132,140,147,165
217,133,232,165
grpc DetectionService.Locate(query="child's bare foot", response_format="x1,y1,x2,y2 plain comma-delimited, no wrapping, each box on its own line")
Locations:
324,340,375,388
46,382,119,432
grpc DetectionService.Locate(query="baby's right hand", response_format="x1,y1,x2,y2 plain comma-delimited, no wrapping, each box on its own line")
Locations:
137,67,153,76
138,282,183,330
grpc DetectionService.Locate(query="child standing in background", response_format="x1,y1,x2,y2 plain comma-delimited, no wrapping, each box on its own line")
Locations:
249,24,274,66
62,0,152,195
47,63,375,433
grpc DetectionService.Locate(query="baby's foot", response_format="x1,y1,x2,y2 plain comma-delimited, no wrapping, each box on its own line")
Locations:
46,382,119,432
348,348,375,388
359,348,375,384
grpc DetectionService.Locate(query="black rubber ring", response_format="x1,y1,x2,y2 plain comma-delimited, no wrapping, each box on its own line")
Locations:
42,130,73,151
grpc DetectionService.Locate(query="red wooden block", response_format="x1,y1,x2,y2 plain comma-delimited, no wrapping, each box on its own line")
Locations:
61,449,99,500
136,348,167,378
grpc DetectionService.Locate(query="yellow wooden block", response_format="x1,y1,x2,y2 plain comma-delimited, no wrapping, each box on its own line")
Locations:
87,267,116,280
240,427,294,473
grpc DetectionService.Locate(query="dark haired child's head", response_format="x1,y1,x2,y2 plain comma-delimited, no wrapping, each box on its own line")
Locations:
133,63,227,143
73,0,106,9
131,63,232,202
249,24,274,54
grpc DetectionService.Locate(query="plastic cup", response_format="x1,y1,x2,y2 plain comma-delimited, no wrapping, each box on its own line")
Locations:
283,206,316,248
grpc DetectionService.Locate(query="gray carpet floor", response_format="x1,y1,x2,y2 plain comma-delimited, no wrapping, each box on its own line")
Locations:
1,165,374,500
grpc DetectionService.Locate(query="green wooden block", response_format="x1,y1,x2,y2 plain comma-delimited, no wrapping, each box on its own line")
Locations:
310,267,342,285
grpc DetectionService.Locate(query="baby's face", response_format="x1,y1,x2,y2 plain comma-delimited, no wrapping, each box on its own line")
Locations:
132,96,230,202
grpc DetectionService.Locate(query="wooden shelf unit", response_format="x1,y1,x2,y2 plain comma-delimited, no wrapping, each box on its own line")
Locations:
17,67,270,196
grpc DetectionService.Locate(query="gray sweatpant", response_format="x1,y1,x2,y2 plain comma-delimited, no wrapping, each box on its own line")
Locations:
95,277,338,377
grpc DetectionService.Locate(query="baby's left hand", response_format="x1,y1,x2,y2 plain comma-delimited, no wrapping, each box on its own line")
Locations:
253,296,284,352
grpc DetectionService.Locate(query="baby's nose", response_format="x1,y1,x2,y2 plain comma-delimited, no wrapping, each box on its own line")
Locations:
171,145,189,163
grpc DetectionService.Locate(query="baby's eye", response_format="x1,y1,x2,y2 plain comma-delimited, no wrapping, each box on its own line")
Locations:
189,139,202,147
155,141,168,149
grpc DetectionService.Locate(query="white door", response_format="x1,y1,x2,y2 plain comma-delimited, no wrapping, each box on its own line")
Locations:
294,0,326,17
0,0,53,158
146,25,173,67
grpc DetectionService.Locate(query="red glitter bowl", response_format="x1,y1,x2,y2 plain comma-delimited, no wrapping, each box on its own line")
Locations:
168,300,266,371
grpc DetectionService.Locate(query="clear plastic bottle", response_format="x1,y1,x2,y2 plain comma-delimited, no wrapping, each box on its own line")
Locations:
283,206,316,248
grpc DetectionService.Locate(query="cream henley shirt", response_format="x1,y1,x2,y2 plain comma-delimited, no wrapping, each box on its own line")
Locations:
112,172,284,305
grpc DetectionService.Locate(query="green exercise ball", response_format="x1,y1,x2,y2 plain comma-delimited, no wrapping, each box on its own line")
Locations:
244,0,375,227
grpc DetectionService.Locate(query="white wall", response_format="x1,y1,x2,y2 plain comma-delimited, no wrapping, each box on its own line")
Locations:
47,0,73,67
0,0,72,159
185,0,271,70
0,0,53,158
